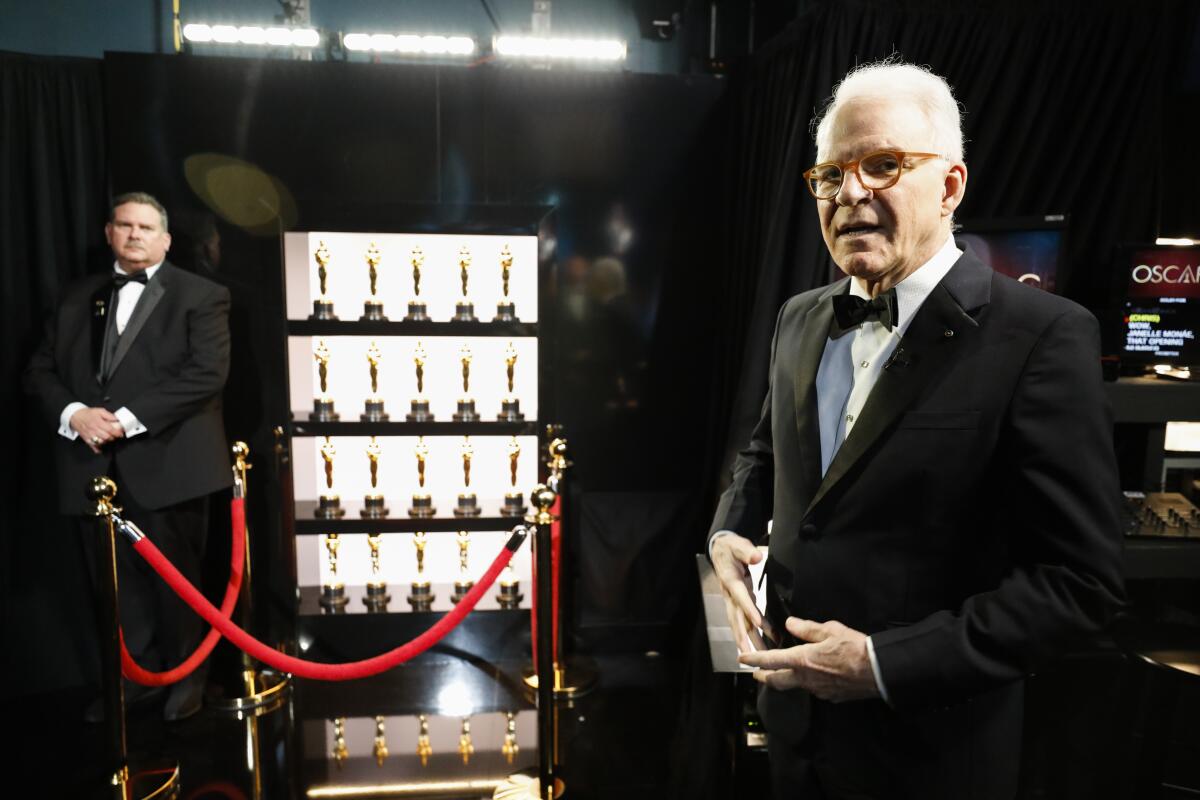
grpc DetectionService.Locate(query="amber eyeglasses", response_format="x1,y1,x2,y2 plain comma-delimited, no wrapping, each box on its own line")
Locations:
803,150,946,200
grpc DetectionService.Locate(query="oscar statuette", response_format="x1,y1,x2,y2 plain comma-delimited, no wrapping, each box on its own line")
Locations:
373,716,389,766
319,533,349,610
502,711,519,765
458,717,474,765
360,241,388,321
364,532,390,611
497,341,525,421
361,341,389,422
407,531,434,611
454,436,481,517
501,436,528,517
452,529,473,603
316,436,346,519
309,240,338,320
452,343,480,421
452,244,479,322
494,243,518,322
361,436,389,519
416,714,433,767
407,436,437,517
331,717,349,767
406,340,435,422
404,245,430,321
310,338,340,421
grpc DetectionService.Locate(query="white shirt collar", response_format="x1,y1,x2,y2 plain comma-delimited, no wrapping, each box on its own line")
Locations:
848,235,961,334
113,261,162,282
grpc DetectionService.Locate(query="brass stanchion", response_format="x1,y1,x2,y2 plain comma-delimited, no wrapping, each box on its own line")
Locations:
522,433,598,698
89,477,180,800
210,442,291,713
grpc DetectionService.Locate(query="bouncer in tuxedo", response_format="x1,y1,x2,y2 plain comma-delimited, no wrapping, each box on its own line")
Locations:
708,63,1124,800
25,192,232,721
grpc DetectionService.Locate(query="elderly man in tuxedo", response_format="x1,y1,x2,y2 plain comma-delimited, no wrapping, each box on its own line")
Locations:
708,62,1123,799
25,192,231,721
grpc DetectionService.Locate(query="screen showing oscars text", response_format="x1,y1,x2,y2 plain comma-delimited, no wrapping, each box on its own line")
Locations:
1121,247,1200,365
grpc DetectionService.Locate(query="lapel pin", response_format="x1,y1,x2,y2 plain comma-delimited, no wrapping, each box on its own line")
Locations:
943,329,955,338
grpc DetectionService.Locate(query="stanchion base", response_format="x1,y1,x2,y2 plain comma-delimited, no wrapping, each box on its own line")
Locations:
209,668,291,714
119,757,181,800
521,660,599,698
492,771,565,800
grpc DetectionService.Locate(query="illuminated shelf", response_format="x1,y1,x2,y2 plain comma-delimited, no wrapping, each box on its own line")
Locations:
287,320,538,338
290,419,538,437
294,500,528,534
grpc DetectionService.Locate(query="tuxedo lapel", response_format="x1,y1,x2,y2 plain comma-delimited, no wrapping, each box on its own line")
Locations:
89,280,111,382
109,267,168,378
804,249,991,517
792,279,846,506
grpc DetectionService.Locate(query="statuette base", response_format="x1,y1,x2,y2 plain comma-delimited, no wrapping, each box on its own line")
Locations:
310,397,340,422
408,581,434,612
494,301,517,322
497,397,525,422
496,581,524,610
316,494,346,519
364,582,391,611
408,493,437,518
361,398,389,422
406,398,435,422
361,494,389,519
455,493,482,517
452,399,480,422
404,301,430,322
452,579,474,604
320,582,349,610
360,300,387,322
453,301,478,322
501,492,528,517
310,298,338,321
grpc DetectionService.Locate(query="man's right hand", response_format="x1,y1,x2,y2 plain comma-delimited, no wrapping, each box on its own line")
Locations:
70,407,123,454
711,532,773,653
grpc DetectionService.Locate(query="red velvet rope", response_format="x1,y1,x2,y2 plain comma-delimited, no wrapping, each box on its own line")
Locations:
121,497,247,686
129,527,519,681
530,495,562,672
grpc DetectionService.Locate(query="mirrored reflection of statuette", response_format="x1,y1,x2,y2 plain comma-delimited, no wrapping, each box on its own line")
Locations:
361,242,388,321
310,338,339,422
452,530,473,604
361,341,389,422
501,436,527,517
316,436,345,519
497,341,525,422
404,245,430,322
309,241,338,320
331,717,349,767
406,341,434,422
452,344,479,422
373,716,389,766
361,436,389,519
364,533,390,611
319,533,348,610
458,717,474,765
416,715,433,767
452,245,478,322
497,562,523,609
502,711,519,765
494,244,518,322
408,436,436,517
407,531,434,611
455,436,480,517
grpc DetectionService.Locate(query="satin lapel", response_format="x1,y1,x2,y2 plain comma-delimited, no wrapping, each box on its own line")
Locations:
792,280,846,505
89,280,111,382
109,272,166,377
803,277,983,518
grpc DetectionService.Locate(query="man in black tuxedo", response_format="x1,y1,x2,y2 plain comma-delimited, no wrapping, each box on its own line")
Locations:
25,192,232,721
709,62,1123,799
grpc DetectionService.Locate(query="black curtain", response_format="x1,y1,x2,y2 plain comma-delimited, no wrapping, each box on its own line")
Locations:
0,51,110,696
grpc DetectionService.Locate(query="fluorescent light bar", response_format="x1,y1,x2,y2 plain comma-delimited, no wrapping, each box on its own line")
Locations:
494,36,627,61
343,32,477,56
1156,237,1196,246
182,23,319,48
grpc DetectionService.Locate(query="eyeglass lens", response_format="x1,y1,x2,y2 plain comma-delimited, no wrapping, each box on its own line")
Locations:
809,151,903,198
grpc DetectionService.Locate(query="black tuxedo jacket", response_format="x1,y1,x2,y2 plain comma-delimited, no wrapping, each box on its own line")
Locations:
709,245,1124,794
25,262,233,514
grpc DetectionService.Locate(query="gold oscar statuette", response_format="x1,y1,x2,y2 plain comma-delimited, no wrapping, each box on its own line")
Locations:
494,243,519,322
452,529,473,603
502,436,527,517
502,711,519,765
497,341,525,421
373,716,389,766
452,343,480,421
361,341,389,422
407,436,436,517
406,340,434,422
404,245,430,321
453,244,478,322
416,714,433,767
332,717,349,768
363,532,390,610
455,436,480,517
407,531,434,611
319,533,348,610
458,717,474,765
310,338,340,422
360,241,388,321
310,240,338,320
315,436,346,519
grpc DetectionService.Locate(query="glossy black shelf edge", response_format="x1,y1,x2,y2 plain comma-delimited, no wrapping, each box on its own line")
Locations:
290,419,538,437
288,319,539,337
295,500,529,533
297,584,529,618
1106,376,1200,423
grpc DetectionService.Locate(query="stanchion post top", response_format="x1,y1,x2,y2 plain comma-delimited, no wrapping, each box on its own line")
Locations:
87,476,118,516
527,483,558,526
232,441,251,462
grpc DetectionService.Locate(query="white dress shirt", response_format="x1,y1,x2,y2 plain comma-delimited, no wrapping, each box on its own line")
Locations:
58,262,160,441
713,235,963,702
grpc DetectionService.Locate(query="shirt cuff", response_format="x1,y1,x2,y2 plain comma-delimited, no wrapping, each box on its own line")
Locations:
865,635,892,706
59,402,87,440
708,529,737,560
115,407,147,438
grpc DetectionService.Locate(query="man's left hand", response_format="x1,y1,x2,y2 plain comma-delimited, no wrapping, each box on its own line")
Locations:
738,617,880,703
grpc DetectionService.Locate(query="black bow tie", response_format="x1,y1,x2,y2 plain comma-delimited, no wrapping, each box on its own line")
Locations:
830,289,898,338
112,271,148,289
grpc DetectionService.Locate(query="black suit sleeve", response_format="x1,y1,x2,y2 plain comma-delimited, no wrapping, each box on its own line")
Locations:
871,306,1125,711
24,295,83,428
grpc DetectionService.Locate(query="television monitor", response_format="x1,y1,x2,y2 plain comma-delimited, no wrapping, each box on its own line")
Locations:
955,214,1067,293
1118,244,1200,368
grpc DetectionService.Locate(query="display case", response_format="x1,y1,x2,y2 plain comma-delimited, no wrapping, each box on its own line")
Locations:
278,212,553,658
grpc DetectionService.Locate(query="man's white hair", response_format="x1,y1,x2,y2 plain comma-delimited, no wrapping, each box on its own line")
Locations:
813,59,965,164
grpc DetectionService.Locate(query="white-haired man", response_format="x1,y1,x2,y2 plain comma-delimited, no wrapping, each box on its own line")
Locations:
709,61,1123,799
